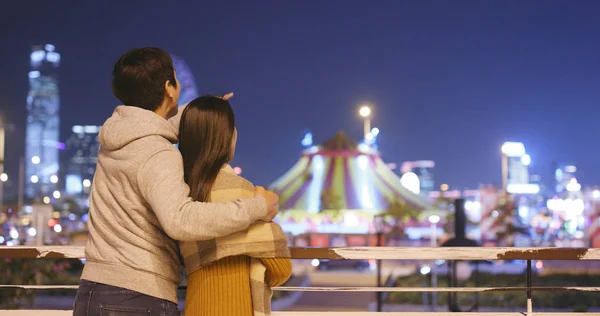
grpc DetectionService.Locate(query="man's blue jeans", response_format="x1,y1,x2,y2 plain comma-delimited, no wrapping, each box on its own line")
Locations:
72,280,180,316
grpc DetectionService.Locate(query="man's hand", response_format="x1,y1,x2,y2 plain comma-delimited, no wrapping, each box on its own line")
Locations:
255,186,279,222
221,92,234,100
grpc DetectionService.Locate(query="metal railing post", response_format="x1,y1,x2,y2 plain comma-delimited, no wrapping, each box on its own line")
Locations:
376,232,382,312
527,259,532,315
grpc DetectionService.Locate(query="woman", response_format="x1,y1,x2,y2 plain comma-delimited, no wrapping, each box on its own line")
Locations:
178,95,292,316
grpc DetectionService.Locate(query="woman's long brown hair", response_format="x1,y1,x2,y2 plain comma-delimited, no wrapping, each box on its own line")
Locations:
178,96,235,202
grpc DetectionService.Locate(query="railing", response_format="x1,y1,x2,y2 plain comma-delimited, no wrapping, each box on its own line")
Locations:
1,246,600,315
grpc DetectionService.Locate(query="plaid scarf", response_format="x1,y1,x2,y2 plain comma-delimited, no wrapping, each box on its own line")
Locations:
180,165,290,316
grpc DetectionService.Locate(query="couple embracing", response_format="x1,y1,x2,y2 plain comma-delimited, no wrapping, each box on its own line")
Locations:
72,47,291,316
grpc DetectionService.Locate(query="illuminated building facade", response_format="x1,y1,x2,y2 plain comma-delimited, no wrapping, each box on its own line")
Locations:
401,160,435,197
554,163,577,194
501,142,538,194
25,44,61,199
63,125,100,195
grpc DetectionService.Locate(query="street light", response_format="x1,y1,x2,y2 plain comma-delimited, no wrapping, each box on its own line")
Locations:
50,175,58,184
52,190,61,199
30,175,39,183
358,105,372,145
83,179,91,188
359,105,371,118
31,156,40,165
0,173,7,182
373,214,385,312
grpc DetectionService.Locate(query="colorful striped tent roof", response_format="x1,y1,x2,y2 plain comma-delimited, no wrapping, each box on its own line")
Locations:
270,131,432,213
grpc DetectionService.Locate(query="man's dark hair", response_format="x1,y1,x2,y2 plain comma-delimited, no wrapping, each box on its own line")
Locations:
112,47,178,111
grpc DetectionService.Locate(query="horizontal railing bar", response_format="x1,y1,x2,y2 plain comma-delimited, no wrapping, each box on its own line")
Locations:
2,285,600,293
3,312,600,316
275,313,600,316
2,246,600,260
0,246,84,259
275,286,600,292
290,247,600,260
0,285,80,289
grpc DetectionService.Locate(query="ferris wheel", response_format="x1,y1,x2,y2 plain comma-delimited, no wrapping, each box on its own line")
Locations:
171,54,199,105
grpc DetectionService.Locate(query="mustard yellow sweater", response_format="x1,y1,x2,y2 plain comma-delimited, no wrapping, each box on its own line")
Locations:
184,255,292,316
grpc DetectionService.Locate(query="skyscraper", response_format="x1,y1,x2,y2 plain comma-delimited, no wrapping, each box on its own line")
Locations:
25,44,61,199
501,142,538,194
554,163,577,193
63,125,100,196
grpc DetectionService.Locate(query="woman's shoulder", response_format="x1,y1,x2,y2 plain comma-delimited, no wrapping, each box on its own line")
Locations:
212,165,254,192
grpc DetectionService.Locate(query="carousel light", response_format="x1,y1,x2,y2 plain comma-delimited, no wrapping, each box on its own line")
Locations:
357,155,369,170
428,215,440,224
343,213,360,227
307,155,325,213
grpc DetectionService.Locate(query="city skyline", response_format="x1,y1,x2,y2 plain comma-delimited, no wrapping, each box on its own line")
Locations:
2,1,600,190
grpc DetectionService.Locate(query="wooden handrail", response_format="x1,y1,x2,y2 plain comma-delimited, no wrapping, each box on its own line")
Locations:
2,246,600,260
1,246,599,314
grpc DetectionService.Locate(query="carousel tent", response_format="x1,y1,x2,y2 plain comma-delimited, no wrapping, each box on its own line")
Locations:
270,131,432,214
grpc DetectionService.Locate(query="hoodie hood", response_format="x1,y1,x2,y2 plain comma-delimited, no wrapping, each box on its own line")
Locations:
99,106,178,151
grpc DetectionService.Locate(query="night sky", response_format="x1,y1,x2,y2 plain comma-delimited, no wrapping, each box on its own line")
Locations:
2,0,600,191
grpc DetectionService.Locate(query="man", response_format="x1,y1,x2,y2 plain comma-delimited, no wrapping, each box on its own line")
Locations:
73,47,279,316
